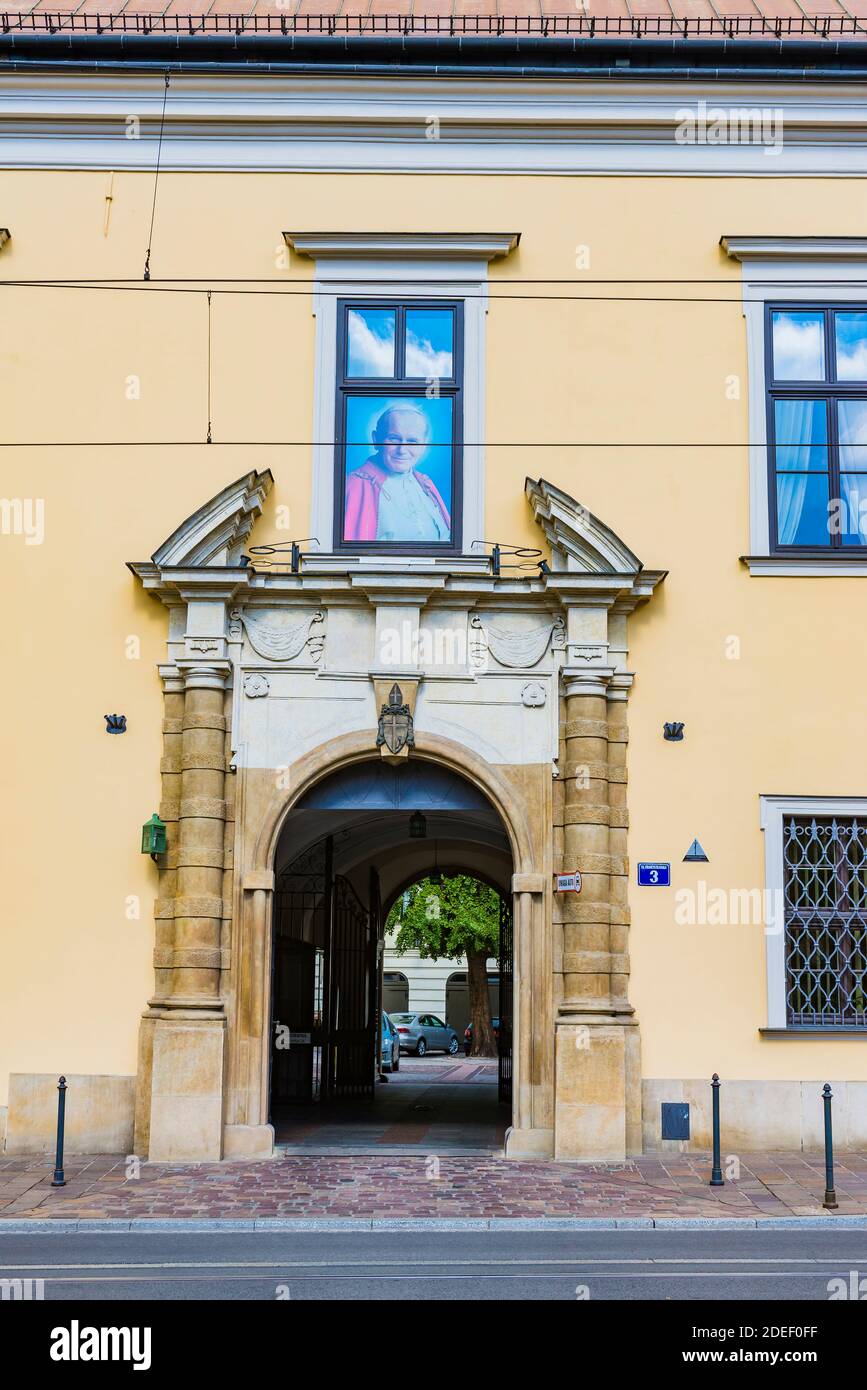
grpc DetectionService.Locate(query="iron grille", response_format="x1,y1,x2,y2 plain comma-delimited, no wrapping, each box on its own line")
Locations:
783,815,867,1028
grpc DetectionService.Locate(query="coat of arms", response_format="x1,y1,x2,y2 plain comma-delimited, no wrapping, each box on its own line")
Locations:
376,683,415,756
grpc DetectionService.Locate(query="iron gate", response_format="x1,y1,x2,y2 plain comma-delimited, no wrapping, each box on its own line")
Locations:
326,874,377,1099
271,836,377,1112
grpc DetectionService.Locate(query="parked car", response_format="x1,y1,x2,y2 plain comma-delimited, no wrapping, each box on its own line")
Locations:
381,1011,400,1072
463,1017,500,1055
391,1012,460,1057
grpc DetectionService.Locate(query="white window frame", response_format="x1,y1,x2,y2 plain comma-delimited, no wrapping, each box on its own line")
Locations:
723,237,867,576
760,794,867,1028
283,233,518,560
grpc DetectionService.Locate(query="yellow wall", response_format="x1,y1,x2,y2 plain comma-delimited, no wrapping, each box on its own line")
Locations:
2,169,865,1104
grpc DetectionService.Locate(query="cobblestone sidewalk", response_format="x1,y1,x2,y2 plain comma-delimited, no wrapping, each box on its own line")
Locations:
2,1150,867,1221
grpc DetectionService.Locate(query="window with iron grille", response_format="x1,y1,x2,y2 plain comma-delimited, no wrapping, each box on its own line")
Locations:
783,815,867,1027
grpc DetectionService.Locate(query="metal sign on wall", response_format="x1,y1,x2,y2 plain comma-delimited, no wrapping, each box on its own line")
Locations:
637,862,671,887
555,872,582,893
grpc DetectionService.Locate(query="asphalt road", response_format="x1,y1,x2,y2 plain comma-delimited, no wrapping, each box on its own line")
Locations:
1,1227,866,1301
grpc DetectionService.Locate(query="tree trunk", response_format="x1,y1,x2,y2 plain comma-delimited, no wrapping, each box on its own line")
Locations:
466,946,496,1057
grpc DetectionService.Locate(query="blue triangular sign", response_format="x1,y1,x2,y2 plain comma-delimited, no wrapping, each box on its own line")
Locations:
683,838,709,862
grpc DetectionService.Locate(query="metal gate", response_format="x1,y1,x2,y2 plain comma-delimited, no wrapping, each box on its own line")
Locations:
498,893,513,1105
326,874,377,1099
271,836,377,1112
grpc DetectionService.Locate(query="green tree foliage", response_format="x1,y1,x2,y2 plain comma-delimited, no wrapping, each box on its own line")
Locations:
386,874,500,1057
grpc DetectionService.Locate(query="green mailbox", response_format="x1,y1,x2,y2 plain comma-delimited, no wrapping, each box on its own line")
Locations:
141,813,167,860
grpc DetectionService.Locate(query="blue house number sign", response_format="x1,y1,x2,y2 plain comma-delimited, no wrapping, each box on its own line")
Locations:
637,862,671,887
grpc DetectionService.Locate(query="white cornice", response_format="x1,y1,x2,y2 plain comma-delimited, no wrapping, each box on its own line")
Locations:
741,555,867,576
722,236,867,261
284,232,519,261
5,74,867,176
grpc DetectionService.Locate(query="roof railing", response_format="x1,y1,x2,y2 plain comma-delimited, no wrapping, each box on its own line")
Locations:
0,10,864,40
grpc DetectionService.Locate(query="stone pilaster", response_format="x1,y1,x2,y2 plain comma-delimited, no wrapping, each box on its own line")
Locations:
170,664,228,1006
133,666,185,1156
561,671,614,1011
554,666,638,1161
146,662,230,1162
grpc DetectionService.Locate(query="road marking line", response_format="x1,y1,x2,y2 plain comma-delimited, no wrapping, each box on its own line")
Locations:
2,1257,859,1272
16,1269,855,1285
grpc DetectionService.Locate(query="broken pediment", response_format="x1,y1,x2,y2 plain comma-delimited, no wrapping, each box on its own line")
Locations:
525,476,644,575
150,469,273,568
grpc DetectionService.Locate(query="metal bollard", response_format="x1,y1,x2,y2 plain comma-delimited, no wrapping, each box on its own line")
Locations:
709,1073,724,1187
50,1076,67,1188
822,1083,838,1210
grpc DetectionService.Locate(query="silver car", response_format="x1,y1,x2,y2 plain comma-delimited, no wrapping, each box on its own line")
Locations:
392,1012,460,1057
381,1011,400,1072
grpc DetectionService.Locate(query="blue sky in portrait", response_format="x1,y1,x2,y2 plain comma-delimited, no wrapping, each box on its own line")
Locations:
347,306,454,379
344,395,454,503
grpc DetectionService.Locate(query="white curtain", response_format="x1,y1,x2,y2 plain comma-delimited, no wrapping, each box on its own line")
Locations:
776,399,821,545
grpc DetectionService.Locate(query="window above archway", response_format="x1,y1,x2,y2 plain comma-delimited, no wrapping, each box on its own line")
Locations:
284,231,519,560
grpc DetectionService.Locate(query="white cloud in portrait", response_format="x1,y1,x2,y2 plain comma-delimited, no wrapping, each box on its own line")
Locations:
405,327,452,379
347,309,394,376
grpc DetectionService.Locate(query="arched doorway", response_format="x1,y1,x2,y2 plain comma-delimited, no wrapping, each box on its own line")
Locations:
382,971,409,1015
268,757,514,1151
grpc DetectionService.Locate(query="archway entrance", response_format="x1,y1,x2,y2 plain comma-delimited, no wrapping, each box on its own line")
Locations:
268,758,514,1153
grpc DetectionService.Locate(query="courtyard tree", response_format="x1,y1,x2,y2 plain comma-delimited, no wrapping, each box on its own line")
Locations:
387,873,499,1058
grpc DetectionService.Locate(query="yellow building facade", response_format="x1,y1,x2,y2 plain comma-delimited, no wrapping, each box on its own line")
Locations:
2,9,867,1162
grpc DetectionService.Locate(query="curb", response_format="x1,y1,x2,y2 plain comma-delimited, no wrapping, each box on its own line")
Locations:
2,1214,867,1232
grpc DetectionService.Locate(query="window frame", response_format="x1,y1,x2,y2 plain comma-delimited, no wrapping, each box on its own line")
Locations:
333,297,465,556
760,796,867,1031
766,303,867,555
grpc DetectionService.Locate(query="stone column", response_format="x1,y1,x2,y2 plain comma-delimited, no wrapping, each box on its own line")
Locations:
222,873,275,1159
554,663,638,1162
561,672,612,1010
133,665,184,1156
147,662,229,1162
504,874,553,1160
171,665,228,1006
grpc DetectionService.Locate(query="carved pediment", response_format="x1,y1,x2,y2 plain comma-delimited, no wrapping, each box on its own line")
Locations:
151,470,273,568
525,477,643,575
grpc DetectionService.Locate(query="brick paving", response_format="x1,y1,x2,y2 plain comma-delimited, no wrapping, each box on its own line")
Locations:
2,1150,867,1221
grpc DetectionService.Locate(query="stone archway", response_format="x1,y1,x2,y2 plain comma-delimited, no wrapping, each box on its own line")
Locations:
130,469,664,1164
226,734,551,1160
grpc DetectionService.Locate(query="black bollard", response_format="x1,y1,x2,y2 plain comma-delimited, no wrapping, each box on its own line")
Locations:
50,1076,67,1188
710,1073,724,1187
822,1083,838,1210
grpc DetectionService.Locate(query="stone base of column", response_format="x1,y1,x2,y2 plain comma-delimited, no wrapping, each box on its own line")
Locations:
132,1014,157,1158
223,1124,275,1159
554,1015,642,1161
504,1125,555,1159
147,1014,227,1162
